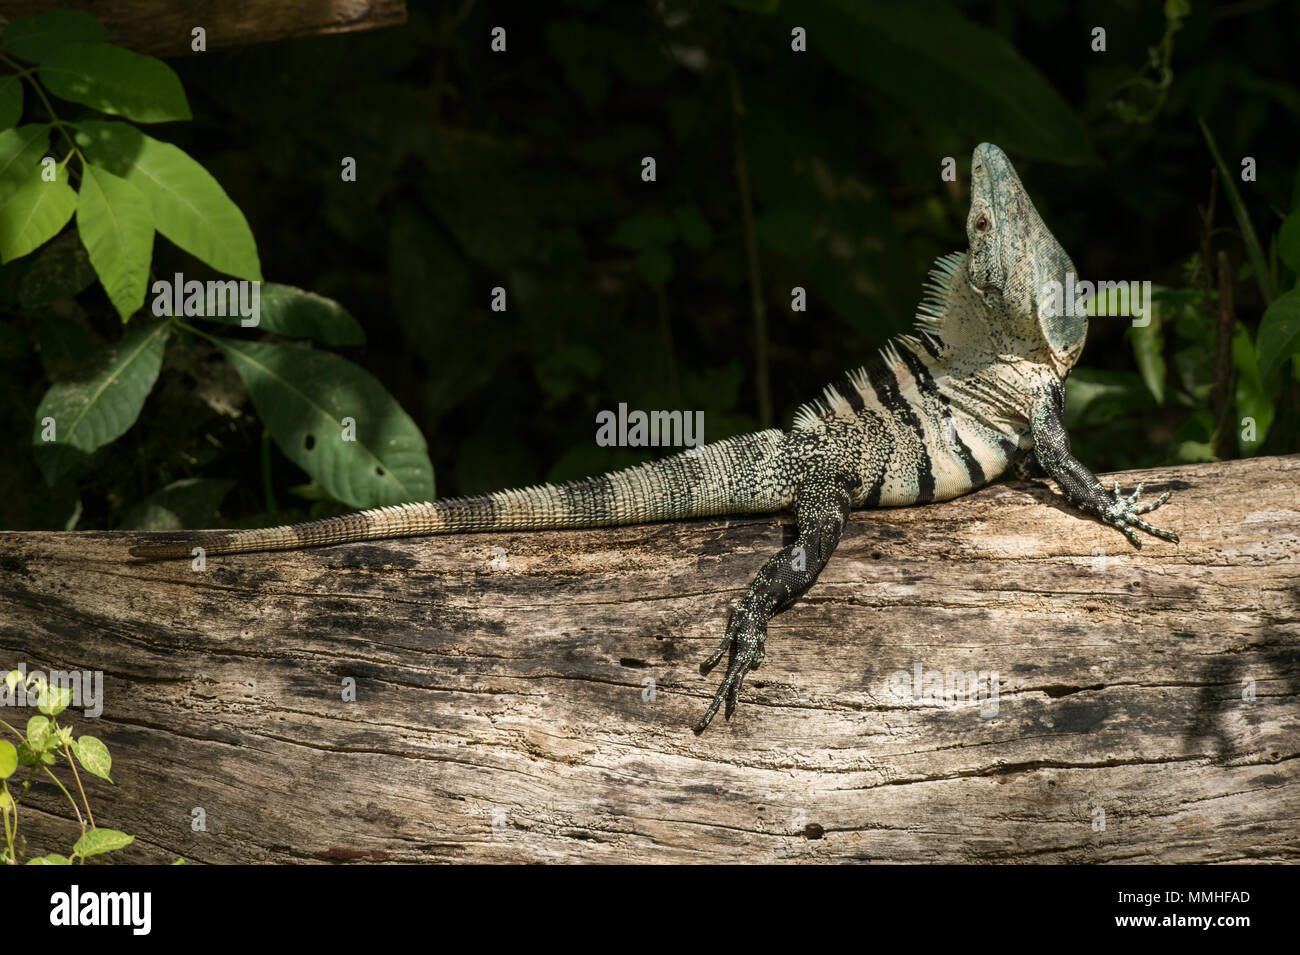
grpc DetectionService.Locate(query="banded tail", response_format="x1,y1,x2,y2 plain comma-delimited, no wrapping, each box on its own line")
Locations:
129,430,789,560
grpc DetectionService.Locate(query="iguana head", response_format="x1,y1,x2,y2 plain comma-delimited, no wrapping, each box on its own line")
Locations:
966,143,1086,369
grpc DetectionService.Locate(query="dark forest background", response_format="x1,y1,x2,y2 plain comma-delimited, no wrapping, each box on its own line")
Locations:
1,0,1297,532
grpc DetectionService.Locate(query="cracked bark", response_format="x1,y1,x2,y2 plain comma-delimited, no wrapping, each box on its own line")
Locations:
1,455,1298,863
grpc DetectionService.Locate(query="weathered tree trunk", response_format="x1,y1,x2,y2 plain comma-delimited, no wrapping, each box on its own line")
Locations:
6,1,406,57
1,455,1297,863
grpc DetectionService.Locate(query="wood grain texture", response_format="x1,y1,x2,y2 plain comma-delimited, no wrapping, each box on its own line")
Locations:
1,455,1297,864
4,1,407,57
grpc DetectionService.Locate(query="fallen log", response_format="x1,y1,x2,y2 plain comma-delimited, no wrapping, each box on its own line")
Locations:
1,455,1297,863
4,1,407,57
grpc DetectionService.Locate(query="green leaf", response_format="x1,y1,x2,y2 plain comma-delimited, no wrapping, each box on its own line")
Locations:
635,246,673,286
1128,313,1166,405
76,121,260,279
26,714,51,752
1257,288,1300,384
118,477,235,530
76,164,154,321
418,174,535,273
1278,215,1300,275
1199,119,1275,305
27,853,73,865
791,0,1095,163
214,338,435,508
38,42,190,123
1174,439,1216,464
612,213,675,250
73,828,134,858
0,123,50,203
200,284,365,346
35,683,71,716
0,75,22,131
672,204,713,251
1233,323,1273,455
32,321,170,485
17,227,97,307
0,161,76,263
73,735,112,782
1064,368,1155,429
0,740,16,779
0,10,108,64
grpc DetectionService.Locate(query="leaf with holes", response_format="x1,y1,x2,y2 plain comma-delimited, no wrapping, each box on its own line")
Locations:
214,338,434,508
76,121,259,279
76,164,154,321
32,321,169,485
0,161,76,264
38,42,190,123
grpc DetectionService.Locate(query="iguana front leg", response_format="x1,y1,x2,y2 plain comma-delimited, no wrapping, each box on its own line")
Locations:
1030,386,1178,547
694,472,856,733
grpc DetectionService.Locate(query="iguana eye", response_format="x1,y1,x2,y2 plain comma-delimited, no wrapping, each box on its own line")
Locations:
975,214,989,232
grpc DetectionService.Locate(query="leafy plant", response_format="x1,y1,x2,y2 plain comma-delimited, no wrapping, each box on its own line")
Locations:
0,670,179,864
0,9,434,523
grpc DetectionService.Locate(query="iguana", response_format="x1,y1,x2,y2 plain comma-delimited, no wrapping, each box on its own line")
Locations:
132,143,1178,733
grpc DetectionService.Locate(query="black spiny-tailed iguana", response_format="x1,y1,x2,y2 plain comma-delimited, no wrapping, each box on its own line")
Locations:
132,143,1179,732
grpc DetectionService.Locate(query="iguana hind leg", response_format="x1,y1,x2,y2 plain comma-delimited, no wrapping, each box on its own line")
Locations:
694,473,856,733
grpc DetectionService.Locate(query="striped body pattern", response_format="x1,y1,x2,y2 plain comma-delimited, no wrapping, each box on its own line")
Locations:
132,144,1180,732
132,429,791,558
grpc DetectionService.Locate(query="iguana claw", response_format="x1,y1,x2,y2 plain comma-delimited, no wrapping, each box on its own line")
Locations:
694,608,767,733
1103,481,1178,547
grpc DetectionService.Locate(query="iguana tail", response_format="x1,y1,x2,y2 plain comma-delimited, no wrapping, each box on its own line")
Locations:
129,429,789,560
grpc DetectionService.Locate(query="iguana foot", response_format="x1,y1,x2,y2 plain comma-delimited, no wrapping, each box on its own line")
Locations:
1103,481,1178,547
694,607,767,733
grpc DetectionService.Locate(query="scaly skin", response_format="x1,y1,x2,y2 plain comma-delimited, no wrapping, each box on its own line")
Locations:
132,144,1178,733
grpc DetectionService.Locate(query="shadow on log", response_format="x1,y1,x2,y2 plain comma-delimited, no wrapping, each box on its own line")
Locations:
1,456,1298,863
